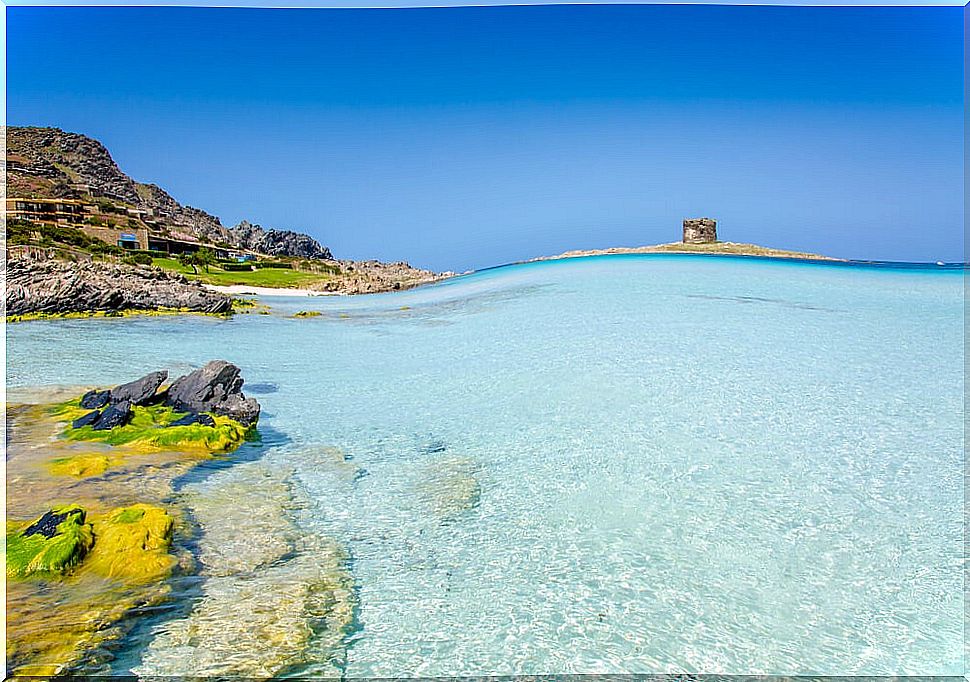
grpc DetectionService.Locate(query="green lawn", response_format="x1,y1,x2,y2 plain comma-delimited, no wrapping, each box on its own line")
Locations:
151,258,331,288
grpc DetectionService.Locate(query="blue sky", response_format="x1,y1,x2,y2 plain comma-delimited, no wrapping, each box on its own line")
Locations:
6,5,964,270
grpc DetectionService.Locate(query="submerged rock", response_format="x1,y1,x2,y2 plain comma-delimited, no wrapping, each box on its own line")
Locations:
135,464,354,678
164,360,261,426
245,382,279,395
109,370,167,406
91,402,132,430
79,389,110,409
418,456,483,521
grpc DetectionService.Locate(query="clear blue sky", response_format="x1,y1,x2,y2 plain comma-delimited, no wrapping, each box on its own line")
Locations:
7,5,964,270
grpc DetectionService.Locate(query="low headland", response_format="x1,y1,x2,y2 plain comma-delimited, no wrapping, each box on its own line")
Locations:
533,239,839,263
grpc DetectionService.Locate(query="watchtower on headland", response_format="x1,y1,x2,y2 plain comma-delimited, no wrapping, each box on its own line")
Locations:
683,218,717,244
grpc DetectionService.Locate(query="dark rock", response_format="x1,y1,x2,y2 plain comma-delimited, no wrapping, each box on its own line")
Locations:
24,507,86,539
164,361,260,426
168,412,216,427
93,401,132,430
79,389,110,409
72,410,102,429
110,370,167,406
217,393,261,426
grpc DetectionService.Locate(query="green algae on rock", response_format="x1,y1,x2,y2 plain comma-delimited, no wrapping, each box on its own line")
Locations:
53,400,255,454
6,507,95,577
293,310,322,318
5,504,183,677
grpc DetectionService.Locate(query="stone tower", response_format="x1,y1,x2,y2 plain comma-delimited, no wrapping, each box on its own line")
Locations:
683,218,717,244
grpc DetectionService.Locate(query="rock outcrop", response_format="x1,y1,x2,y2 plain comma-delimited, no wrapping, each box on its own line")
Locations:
312,259,448,295
229,221,332,260
164,361,261,426
5,257,233,316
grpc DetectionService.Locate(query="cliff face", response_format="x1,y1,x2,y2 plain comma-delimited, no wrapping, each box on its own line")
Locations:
5,126,331,260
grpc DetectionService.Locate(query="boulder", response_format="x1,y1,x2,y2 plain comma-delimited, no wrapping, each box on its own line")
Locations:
93,402,132,430
110,371,167,406
164,361,260,426
79,389,110,409
72,410,102,429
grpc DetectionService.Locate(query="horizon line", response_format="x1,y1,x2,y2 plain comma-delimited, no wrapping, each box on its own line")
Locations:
4,1,966,8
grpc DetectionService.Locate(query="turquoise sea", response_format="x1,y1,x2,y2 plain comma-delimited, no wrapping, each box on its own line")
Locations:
6,254,966,675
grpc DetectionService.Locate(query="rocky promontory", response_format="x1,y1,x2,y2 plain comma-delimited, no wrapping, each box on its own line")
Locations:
312,259,450,295
6,257,233,318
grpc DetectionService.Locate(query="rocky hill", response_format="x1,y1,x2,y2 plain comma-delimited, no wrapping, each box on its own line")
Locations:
5,126,332,260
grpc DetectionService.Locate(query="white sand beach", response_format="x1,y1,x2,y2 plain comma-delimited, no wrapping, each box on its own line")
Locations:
203,284,336,297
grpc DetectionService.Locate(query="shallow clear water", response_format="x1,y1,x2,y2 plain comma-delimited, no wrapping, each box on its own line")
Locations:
7,255,965,675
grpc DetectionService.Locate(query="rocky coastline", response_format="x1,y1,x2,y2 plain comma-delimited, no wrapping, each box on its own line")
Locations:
5,256,234,319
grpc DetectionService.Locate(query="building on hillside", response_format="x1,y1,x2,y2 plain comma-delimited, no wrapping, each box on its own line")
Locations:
147,234,229,260
6,197,91,225
683,217,717,244
80,224,150,250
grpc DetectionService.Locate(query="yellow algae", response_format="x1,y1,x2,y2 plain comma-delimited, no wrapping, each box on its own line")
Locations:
5,505,180,676
5,560,176,676
5,403,195,676
48,453,122,478
293,310,322,318
84,504,177,583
